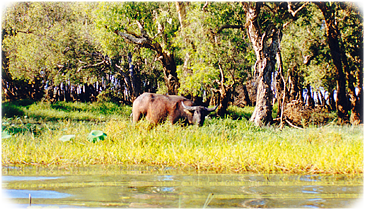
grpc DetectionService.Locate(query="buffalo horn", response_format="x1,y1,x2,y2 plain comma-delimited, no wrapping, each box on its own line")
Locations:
181,101,198,111
205,104,218,112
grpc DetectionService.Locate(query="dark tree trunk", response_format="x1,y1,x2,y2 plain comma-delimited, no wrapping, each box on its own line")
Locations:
315,2,349,124
287,66,300,101
128,52,137,99
306,84,314,108
242,84,252,106
328,89,336,111
340,30,363,125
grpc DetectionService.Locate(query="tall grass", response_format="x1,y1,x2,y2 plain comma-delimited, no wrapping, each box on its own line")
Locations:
1,101,363,174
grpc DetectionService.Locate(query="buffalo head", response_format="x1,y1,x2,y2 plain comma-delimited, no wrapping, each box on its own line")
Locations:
181,101,218,126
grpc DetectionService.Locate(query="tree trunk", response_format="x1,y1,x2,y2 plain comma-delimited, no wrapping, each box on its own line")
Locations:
339,29,362,125
347,75,362,125
315,2,349,124
128,52,137,99
242,84,252,106
214,63,232,116
275,45,285,119
328,88,336,111
176,2,186,28
287,66,300,102
159,51,180,95
243,3,279,126
306,84,314,108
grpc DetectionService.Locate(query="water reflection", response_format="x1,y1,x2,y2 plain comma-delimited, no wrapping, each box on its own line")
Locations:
302,185,323,194
2,176,62,182
157,175,174,181
2,166,363,208
4,189,71,199
300,175,322,182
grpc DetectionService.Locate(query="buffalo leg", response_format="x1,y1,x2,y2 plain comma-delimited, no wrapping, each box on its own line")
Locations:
133,111,141,123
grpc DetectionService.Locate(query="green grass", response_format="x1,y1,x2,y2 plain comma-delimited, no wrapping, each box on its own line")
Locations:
1,101,363,174
2,100,131,121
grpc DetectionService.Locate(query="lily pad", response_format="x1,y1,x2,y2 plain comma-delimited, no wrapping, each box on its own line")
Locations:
59,135,75,142
1,131,12,139
87,130,107,143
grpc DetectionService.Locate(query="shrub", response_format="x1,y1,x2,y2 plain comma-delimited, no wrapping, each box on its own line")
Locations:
283,100,336,127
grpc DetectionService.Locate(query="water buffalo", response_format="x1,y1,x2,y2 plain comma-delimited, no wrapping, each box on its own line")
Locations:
132,93,217,126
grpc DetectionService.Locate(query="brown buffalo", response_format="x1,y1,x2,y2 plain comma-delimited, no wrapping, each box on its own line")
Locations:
132,93,217,126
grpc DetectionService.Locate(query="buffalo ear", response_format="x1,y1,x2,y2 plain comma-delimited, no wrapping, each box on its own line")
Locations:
205,104,218,112
181,101,197,111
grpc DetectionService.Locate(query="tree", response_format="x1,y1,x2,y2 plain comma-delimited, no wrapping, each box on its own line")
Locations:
314,2,363,125
314,2,349,124
97,2,180,95
242,2,278,126
280,4,336,110
2,2,113,101
337,3,363,125
175,2,252,116
241,2,309,126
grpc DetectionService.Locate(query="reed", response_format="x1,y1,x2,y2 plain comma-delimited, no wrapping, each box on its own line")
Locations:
1,101,363,174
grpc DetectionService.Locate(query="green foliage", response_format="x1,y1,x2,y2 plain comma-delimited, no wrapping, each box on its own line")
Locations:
3,2,102,85
1,2,363,125
177,63,219,96
95,2,179,55
281,4,335,91
337,3,363,87
281,2,363,93
175,2,253,97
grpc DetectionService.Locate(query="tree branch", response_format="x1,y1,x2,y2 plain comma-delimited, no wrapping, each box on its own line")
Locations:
136,20,148,38
216,25,244,34
114,29,147,45
76,60,105,73
202,1,209,12
287,2,309,18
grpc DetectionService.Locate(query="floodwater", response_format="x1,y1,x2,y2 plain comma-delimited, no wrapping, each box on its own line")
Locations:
2,165,363,208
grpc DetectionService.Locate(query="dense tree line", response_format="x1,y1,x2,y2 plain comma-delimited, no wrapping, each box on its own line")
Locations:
2,2,363,125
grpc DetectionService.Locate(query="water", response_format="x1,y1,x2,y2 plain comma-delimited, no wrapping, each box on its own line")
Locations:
2,165,363,208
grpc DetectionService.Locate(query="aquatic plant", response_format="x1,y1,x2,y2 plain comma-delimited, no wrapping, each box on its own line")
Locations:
87,130,107,143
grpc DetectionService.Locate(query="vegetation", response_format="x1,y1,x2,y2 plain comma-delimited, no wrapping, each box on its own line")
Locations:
2,2,363,126
2,101,362,174
1,2,363,175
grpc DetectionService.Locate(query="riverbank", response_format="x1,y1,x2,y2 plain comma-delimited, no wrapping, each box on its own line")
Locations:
2,100,363,174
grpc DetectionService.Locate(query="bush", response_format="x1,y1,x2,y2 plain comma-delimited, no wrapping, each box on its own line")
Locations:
97,90,124,103
283,100,335,127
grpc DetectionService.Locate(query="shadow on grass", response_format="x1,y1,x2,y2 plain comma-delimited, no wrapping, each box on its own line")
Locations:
50,101,130,117
2,100,132,123
225,106,253,120
2,99,35,118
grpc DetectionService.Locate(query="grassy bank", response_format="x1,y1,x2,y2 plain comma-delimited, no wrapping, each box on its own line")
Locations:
2,100,363,174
